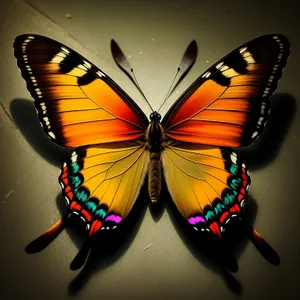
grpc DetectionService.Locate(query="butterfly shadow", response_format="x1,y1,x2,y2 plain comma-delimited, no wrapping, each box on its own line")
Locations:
10,98,70,166
163,184,258,296
237,93,296,169
56,185,150,296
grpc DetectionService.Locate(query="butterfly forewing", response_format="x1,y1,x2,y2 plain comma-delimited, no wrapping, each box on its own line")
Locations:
13,34,149,147
162,34,290,147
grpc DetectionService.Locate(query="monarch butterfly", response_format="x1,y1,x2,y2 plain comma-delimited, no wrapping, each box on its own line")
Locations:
14,33,290,272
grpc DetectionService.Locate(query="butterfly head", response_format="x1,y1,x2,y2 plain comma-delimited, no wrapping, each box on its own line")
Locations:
150,111,161,122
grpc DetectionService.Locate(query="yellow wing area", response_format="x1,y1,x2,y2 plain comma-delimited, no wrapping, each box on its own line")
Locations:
59,141,149,236
162,141,250,237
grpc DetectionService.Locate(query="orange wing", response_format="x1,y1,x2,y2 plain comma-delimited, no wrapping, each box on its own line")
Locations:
14,34,149,147
162,34,290,147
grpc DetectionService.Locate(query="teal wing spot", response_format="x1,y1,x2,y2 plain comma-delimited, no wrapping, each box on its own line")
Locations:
224,190,238,205
230,178,242,190
71,162,80,173
76,189,89,202
205,210,215,221
230,164,239,175
85,201,97,213
214,203,225,214
71,175,82,188
95,209,107,219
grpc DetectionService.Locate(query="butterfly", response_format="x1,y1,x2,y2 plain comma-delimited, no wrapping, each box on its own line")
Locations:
13,33,290,272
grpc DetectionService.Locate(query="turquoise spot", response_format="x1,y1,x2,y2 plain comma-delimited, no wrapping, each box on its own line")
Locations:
71,175,81,188
95,209,107,219
224,190,238,205
85,201,97,213
230,164,239,175
76,190,88,202
72,162,80,173
230,178,242,190
214,203,225,214
205,210,215,221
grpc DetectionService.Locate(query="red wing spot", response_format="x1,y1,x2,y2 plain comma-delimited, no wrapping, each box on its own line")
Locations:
209,221,222,237
62,177,68,185
243,180,248,187
74,203,82,211
67,191,74,200
220,211,229,224
70,201,77,209
89,220,103,236
242,168,246,174
65,185,71,193
242,173,248,180
229,204,241,213
229,207,235,213
61,171,68,179
238,193,244,202
240,187,246,195
81,209,92,222
234,204,240,213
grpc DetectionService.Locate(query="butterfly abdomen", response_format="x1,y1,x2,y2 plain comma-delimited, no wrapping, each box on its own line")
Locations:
148,152,162,203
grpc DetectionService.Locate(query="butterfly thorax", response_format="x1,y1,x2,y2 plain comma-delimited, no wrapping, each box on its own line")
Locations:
146,111,164,203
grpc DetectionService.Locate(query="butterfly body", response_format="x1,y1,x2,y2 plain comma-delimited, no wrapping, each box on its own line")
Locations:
146,111,164,202
14,33,290,271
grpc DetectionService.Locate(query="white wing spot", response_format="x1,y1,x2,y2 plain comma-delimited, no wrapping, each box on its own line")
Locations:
64,196,70,205
43,117,50,126
216,62,224,69
239,47,247,54
251,131,258,139
71,152,78,162
48,131,56,139
220,65,229,72
61,47,70,54
83,61,92,69
51,51,67,64
230,154,237,164
202,71,211,78
97,70,105,78
243,51,256,64
78,64,88,71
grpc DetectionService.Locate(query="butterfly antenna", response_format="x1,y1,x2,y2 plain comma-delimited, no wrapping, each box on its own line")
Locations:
158,40,198,113
111,39,154,112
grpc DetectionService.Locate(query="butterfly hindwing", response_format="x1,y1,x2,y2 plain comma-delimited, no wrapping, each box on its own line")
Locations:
59,141,149,235
162,141,250,236
13,34,149,147
162,34,290,147
26,140,149,265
